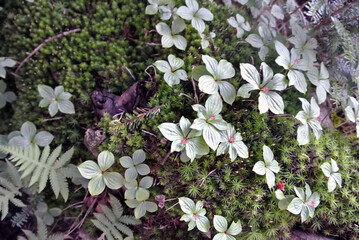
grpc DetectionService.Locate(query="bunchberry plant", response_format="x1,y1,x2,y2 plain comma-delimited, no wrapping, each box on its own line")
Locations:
199,32,215,49
159,2,178,20
307,62,330,104
191,94,228,150
125,199,158,219
0,80,17,109
275,41,309,93
320,159,342,192
345,96,359,137
38,85,75,117
158,116,209,161
154,54,188,86
120,149,150,181
253,145,280,189
295,97,322,145
238,62,287,114
287,183,320,223
78,151,124,195
156,18,187,50
34,202,62,226
289,23,317,66
227,14,251,38
0,57,16,79
245,23,273,61
275,189,294,210
198,55,236,105
217,124,248,161
213,215,242,240
177,0,213,33
178,197,210,233
9,121,53,148
124,176,153,201
145,0,169,15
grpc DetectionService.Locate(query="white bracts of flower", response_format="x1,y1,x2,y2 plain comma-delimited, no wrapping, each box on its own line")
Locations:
198,55,236,105
177,0,213,33
238,62,287,114
295,97,322,145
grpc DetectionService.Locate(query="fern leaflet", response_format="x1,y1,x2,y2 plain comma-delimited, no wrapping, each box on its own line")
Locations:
0,160,25,220
91,194,141,240
0,144,74,201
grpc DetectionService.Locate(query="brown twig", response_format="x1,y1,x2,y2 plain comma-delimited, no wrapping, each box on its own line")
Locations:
143,42,162,46
161,150,172,166
191,77,199,104
15,29,81,74
42,116,63,122
145,65,157,81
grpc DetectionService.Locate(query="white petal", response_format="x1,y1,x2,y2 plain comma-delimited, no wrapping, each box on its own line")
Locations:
198,75,218,94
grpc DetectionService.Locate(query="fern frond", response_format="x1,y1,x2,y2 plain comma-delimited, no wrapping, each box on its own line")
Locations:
0,144,74,201
332,17,358,64
11,207,31,228
19,217,65,240
0,173,25,220
91,194,140,239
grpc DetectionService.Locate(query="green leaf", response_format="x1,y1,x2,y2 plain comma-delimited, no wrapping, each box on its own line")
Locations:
192,65,210,81
120,156,133,168
88,174,106,196
125,167,138,181
213,215,228,232
78,161,101,179
38,85,55,100
278,196,295,210
133,150,146,164
98,151,115,171
103,172,124,190
196,215,210,232
57,100,75,114
179,197,195,214
227,220,242,235
158,123,182,141
139,176,153,188
137,164,150,176
275,189,285,200
135,188,150,201
134,202,146,219
34,131,54,147
287,197,303,215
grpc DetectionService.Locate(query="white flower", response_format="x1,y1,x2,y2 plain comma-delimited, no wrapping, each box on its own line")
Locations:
227,14,251,38
275,41,309,93
238,62,286,114
177,0,213,33
156,18,187,50
199,32,215,49
307,62,330,104
154,55,188,86
198,55,236,105
295,97,322,145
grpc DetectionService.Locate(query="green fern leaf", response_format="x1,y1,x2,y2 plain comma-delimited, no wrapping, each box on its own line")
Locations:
0,144,74,201
91,194,140,240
